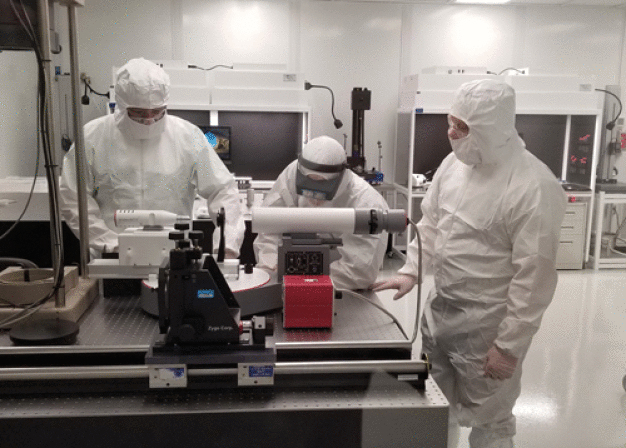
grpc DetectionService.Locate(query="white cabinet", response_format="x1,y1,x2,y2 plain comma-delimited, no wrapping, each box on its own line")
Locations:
156,65,311,181
392,72,603,268
557,202,588,270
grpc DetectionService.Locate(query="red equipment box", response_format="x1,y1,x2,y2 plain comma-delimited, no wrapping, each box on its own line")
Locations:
282,275,334,329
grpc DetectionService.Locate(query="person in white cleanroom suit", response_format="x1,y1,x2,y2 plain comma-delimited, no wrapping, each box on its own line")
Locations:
253,136,389,291
372,79,566,448
60,58,245,258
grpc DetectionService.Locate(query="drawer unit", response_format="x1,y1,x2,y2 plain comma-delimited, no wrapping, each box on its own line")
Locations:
557,202,587,270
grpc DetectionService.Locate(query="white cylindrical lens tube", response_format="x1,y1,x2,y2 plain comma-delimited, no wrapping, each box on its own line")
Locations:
114,210,189,228
251,208,407,234
251,207,356,234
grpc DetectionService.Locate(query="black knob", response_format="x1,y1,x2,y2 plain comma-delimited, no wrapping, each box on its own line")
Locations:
244,263,254,274
190,247,203,260
169,231,184,240
175,222,190,231
178,324,196,341
188,230,204,241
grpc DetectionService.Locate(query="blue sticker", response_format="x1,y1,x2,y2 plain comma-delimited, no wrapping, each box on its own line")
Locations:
197,289,215,299
170,368,185,378
249,365,274,378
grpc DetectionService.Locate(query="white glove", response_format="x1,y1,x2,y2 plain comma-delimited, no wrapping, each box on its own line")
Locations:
483,345,518,380
370,274,418,300
256,263,277,273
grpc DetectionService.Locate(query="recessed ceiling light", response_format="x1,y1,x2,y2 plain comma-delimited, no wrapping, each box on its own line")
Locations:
455,0,511,4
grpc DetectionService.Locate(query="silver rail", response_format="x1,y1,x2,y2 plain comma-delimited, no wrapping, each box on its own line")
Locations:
0,360,427,381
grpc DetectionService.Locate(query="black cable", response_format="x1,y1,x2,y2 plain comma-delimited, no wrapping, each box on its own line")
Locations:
498,67,526,75
407,219,423,344
304,81,343,129
595,88,622,131
188,64,234,71
340,289,409,340
1,0,42,243
13,0,36,42
0,1,64,328
84,80,110,98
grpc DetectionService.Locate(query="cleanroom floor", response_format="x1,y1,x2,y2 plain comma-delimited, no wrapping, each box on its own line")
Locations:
376,256,626,448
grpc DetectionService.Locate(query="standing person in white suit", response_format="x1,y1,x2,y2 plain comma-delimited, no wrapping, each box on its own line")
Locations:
372,79,566,448
253,135,389,291
60,58,245,258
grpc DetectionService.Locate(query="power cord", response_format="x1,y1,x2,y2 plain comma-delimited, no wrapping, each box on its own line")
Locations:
340,289,409,340
494,67,527,76
188,64,234,71
81,79,110,105
2,0,65,329
339,217,423,345
595,88,622,131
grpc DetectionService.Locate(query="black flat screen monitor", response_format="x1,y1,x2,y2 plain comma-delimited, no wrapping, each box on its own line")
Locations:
412,113,566,180
412,114,452,180
200,125,231,162
515,114,566,179
168,110,301,180
218,111,301,180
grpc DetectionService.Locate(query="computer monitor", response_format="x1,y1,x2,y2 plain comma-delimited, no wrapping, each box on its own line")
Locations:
412,114,452,180
411,113,568,181
168,110,302,180
515,114,566,179
217,111,302,180
200,125,231,162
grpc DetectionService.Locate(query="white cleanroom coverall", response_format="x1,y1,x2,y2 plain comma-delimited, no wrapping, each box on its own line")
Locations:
381,79,567,447
60,58,245,257
253,136,389,291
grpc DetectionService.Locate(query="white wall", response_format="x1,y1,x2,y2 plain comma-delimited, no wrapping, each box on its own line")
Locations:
76,0,175,123
182,0,292,68
0,52,39,179
300,1,402,177
404,4,626,181
2,0,626,182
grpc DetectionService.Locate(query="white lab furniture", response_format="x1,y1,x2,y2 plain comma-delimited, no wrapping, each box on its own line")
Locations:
589,191,626,269
392,72,603,268
114,63,311,181
558,200,590,270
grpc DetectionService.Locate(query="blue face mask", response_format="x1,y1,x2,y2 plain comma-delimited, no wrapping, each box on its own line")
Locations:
295,156,346,201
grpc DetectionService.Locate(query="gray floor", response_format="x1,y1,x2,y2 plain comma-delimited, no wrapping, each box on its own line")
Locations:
376,257,626,448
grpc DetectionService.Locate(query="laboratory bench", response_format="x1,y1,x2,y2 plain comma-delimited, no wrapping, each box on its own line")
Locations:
589,188,626,269
0,282,448,448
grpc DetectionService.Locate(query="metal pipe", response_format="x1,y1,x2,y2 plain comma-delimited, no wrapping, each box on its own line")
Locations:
0,365,148,381
274,340,412,350
0,340,413,355
67,3,90,276
0,360,427,381
0,345,150,355
274,359,427,375
38,0,65,307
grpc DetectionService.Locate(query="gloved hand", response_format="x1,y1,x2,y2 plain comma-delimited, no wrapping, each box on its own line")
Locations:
483,345,518,380
255,263,277,273
224,249,239,259
370,274,418,300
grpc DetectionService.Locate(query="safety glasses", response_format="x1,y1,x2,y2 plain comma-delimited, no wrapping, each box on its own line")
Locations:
127,107,166,125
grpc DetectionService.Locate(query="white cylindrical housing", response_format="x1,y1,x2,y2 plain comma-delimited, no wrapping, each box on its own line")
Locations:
114,210,190,228
251,207,357,234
